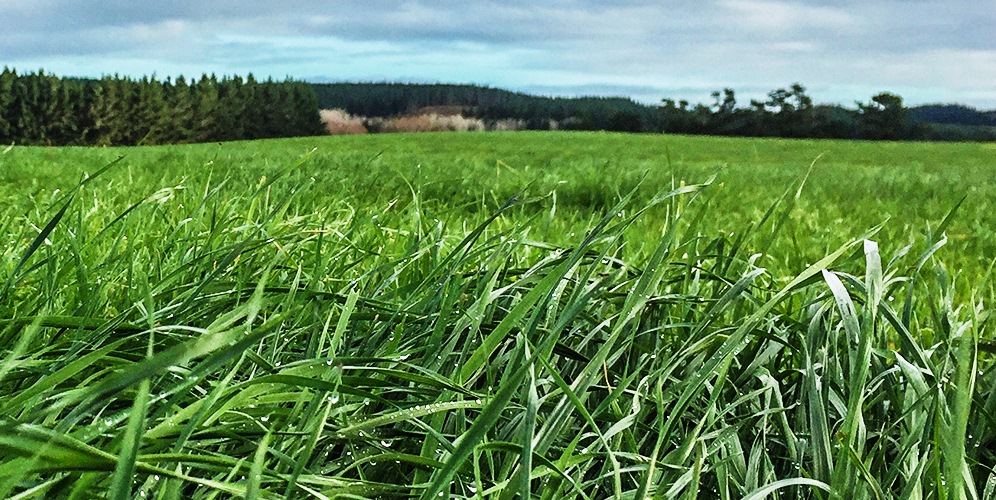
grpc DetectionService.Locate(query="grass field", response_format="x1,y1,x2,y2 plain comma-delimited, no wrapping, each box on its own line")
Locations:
1,132,994,498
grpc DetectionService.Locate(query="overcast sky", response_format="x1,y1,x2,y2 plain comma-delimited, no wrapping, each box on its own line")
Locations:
3,1,994,108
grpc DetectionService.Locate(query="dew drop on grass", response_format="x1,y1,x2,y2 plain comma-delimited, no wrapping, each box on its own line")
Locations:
380,439,393,447
260,416,269,422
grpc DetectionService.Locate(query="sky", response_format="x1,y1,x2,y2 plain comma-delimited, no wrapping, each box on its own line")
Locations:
3,1,995,109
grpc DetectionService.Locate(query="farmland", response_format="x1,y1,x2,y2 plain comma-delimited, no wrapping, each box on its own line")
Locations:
1,132,994,498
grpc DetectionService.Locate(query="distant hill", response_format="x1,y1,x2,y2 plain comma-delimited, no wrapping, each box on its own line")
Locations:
909,104,996,127
310,82,660,132
311,82,643,116
908,104,996,141
312,82,996,140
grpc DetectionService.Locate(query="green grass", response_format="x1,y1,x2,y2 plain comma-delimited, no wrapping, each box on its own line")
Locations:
0,132,994,498
3,132,993,278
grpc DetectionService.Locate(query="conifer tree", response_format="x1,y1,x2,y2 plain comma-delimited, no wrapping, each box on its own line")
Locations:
216,75,247,141
163,76,195,143
0,68,16,143
132,76,167,144
193,74,221,142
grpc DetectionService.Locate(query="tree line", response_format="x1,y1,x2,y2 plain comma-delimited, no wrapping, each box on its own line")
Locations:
0,68,324,146
314,82,996,141
2,68,993,145
312,82,659,132
659,85,925,140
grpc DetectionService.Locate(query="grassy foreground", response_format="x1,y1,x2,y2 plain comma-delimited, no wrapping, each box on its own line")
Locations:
0,132,994,498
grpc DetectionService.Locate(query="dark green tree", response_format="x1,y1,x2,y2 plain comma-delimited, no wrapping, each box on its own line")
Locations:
192,75,221,142
163,76,196,143
0,68,18,143
88,76,118,145
288,81,324,137
764,83,815,137
858,92,913,140
216,75,247,141
608,110,644,132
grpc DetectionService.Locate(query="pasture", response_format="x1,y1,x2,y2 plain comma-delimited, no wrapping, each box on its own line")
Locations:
0,132,993,498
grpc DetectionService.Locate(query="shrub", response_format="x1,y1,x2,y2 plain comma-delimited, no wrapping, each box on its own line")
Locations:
379,113,485,133
319,108,368,135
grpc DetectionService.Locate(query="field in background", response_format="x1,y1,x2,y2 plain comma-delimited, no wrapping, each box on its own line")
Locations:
4,132,994,278
1,132,994,497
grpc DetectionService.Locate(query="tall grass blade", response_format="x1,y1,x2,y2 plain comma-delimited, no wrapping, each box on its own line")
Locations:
108,377,150,500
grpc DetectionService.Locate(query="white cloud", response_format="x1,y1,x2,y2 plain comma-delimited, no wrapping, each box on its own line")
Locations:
1,0,994,108
719,0,855,33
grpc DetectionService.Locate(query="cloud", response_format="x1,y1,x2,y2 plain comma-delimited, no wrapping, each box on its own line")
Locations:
719,0,855,33
2,0,994,107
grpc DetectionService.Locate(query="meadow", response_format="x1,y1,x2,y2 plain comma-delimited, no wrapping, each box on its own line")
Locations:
0,132,994,498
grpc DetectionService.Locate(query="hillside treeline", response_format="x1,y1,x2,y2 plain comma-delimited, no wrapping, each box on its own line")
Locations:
3,67,993,145
659,86,925,140
313,82,659,132
314,82,996,141
0,68,324,146
909,104,996,141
